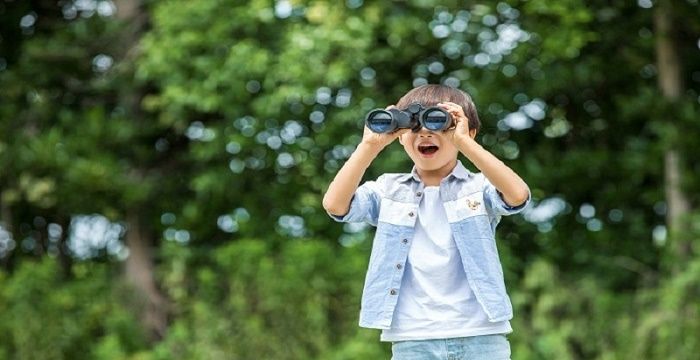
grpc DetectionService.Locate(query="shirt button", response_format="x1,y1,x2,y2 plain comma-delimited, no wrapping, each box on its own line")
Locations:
396,263,403,270
402,238,408,244
390,289,397,295
408,211,415,217
416,191,422,197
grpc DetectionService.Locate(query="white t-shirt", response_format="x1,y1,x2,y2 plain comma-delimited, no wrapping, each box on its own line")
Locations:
380,186,512,342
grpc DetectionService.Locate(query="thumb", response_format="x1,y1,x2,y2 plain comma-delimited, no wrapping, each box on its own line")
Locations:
392,128,410,139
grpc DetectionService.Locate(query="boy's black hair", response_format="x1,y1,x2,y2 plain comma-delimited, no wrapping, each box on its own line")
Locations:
396,84,481,134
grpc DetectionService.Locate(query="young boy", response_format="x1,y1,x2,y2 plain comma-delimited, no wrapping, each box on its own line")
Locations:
322,84,531,360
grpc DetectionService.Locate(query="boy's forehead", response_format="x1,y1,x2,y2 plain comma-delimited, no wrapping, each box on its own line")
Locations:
406,98,441,107
399,95,464,108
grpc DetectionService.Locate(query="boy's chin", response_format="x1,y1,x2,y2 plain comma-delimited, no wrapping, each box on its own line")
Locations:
413,157,453,170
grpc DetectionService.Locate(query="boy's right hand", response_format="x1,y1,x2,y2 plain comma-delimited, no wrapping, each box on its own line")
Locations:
359,105,410,152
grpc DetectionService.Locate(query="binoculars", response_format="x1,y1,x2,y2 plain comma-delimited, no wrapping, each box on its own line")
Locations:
365,102,453,133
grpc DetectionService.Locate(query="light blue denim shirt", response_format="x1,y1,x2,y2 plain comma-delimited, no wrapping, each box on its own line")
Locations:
328,160,531,330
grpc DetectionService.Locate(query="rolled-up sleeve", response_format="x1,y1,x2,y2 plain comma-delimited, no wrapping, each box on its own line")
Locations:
327,176,383,226
482,177,531,217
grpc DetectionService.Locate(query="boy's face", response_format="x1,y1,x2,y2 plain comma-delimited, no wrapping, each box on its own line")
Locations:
398,127,476,172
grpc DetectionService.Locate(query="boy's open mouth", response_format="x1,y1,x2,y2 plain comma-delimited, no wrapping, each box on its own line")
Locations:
417,143,439,156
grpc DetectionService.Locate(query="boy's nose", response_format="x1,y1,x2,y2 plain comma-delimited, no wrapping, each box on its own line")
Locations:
417,127,435,136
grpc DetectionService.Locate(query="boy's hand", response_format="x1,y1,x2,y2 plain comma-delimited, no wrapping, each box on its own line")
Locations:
439,101,473,146
359,105,410,152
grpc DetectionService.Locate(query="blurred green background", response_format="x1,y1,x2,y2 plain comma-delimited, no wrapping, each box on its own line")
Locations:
1,0,700,359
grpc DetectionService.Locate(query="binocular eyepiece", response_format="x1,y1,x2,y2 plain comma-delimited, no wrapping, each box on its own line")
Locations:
365,102,453,133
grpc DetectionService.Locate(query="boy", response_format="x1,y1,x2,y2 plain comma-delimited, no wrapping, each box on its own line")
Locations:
322,84,531,360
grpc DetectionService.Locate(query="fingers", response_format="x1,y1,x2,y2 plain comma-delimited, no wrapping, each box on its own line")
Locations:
438,102,469,122
438,101,462,112
438,101,460,111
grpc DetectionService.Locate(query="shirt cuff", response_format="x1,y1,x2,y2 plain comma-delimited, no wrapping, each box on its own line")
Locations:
327,210,349,222
495,189,531,214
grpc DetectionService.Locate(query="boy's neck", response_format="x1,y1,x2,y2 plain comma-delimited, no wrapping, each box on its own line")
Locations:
416,159,458,187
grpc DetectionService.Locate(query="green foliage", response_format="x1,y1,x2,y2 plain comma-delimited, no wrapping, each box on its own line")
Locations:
508,254,700,360
630,258,700,360
148,239,388,359
510,259,630,359
0,260,146,360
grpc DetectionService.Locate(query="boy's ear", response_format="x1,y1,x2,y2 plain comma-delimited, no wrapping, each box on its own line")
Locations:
469,129,477,139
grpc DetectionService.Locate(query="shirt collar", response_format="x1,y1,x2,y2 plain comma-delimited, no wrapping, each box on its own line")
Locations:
398,160,472,183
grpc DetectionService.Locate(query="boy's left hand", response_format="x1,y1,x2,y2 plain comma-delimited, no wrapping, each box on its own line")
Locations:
438,101,474,146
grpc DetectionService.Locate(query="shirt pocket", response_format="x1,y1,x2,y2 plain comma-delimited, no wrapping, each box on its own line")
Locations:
378,198,417,227
443,191,487,219
444,191,493,238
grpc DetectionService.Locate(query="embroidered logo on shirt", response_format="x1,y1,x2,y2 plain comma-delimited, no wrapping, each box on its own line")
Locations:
466,199,481,210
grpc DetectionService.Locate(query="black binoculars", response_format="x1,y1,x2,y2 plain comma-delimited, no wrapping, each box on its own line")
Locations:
365,103,453,133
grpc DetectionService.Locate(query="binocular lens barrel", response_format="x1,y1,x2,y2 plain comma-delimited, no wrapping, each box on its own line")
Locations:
366,110,395,133
421,109,450,131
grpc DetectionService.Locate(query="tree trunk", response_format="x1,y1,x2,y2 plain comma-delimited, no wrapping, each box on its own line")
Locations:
116,0,168,340
56,216,73,278
654,0,692,263
125,211,168,340
0,189,14,270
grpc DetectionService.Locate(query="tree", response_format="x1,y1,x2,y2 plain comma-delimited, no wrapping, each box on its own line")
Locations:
655,0,693,266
